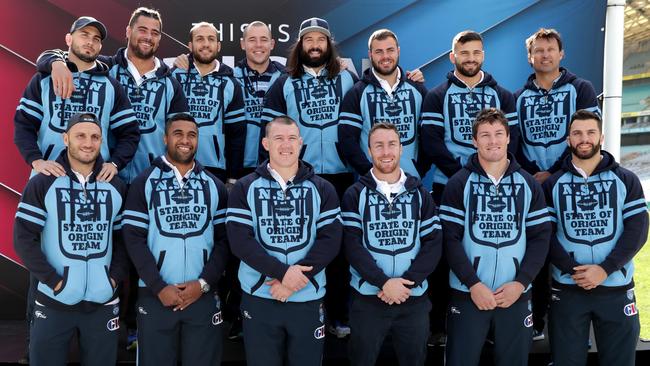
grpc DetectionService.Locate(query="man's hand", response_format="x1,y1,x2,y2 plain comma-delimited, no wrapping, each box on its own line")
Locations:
533,171,552,184
51,60,75,99
493,281,525,308
281,265,312,291
266,279,293,302
97,163,118,182
380,278,413,305
572,264,608,290
405,69,425,83
174,281,203,310
174,54,190,70
469,282,497,310
157,285,183,308
32,159,66,177
53,280,63,292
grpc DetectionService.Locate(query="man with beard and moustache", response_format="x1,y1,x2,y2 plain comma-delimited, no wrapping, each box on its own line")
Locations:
339,29,428,179
261,17,358,338
418,30,519,347
37,7,189,184
440,108,551,366
15,16,139,181
543,110,648,366
122,113,229,366
342,123,441,366
170,22,246,183
14,113,129,366
514,29,600,344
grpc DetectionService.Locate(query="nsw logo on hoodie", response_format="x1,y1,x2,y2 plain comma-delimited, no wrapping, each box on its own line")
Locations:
519,91,570,146
291,77,343,129
253,186,314,253
467,181,524,247
151,176,210,238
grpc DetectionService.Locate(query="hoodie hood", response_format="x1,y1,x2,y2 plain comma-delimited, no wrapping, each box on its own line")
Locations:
150,156,206,176
254,159,315,184
63,56,111,76
523,67,577,91
113,47,172,78
54,148,106,184
464,152,522,179
559,149,618,177
447,70,498,89
185,53,235,77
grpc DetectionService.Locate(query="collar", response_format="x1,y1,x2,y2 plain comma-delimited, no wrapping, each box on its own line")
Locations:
194,59,220,77
486,159,510,186
266,163,296,191
571,155,604,179
71,169,93,187
303,65,326,78
370,168,406,203
532,71,563,91
372,67,401,97
161,155,195,186
124,48,161,86
454,70,484,89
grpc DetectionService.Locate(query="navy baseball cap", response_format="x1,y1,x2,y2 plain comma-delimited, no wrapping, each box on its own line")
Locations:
66,112,102,132
298,17,331,39
70,16,107,40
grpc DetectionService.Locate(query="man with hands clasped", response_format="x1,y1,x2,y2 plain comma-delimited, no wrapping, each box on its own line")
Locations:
439,108,551,366
341,122,442,366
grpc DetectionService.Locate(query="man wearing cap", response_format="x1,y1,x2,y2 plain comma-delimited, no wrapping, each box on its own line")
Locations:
36,7,189,184
15,16,140,181
122,113,229,366
226,115,342,366
14,112,129,366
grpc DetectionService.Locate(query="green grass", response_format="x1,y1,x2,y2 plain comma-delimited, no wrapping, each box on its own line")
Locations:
636,229,650,339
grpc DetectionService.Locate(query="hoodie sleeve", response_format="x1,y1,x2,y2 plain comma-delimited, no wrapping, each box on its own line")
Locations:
107,79,140,170
122,169,168,295
259,74,289,162
543,173,580,274
341,185,390,288
108,180,130,283
226,178,290,280
36,49,67,73
199,176,229,287
13,176,63,289
401,186,442,287
440,171,481,288
297,179,343,276
339,84,372,175
224,77,247,179
419,86,462,178
514,175,551,288
575,78,600,115
498,86,521,157
14,74,46,165
599,168,649,275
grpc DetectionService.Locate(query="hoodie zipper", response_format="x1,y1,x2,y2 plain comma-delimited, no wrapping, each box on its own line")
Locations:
371,185,411,277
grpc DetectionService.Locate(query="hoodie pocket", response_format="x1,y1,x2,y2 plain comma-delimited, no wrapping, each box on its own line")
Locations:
156,250,167,271
53,266,70,296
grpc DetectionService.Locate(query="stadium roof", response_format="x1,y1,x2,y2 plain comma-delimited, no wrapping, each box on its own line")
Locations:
625,0,650,44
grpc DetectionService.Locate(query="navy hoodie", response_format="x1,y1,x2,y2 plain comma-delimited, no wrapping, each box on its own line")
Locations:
515,68,600,174
339,67,428,178
14,150,128,311
226,160,342,302
543,151,648,291
419,71,519,185
341,171,441,297
15,57,139,172
440,153,551,295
